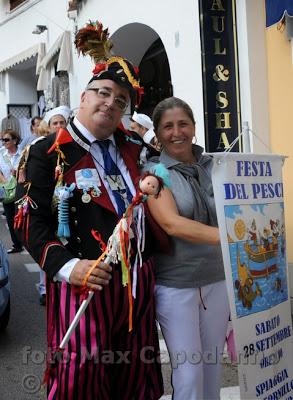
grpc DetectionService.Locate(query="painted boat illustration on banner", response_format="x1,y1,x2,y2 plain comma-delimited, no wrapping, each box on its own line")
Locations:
227,211,287,317
244,239,278,278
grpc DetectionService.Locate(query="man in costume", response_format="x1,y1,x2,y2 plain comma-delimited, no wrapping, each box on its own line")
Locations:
129,111,160,165
16,21,163,400
130,111,154,141
43,105,71,134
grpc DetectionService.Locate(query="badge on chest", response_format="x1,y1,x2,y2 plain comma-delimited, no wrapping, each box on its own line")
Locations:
75,168,102,203
75,168,101,189
105,174,126,191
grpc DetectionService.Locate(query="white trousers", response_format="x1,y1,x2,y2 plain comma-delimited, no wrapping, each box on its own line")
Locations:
155,280,230,400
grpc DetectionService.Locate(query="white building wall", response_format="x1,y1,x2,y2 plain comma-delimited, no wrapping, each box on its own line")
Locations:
0,0,270,153
0,0,67,61
0,73,8,117
0,1,8,21
8,68,38,104
72,0,206,144
0,0,70,121
236,0,270,153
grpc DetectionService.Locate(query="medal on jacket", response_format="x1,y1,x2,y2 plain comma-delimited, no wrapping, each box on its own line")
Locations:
81,190,91,203
105,174,130,208
76,168,101,203
105,174,125,191
91,187,101,197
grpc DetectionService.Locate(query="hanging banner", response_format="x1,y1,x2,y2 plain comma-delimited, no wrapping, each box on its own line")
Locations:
265,0,293,27
199,0,241,152
212,153,293,400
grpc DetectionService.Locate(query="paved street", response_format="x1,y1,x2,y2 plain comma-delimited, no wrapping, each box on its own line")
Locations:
0,205,47,400
0,204,239,399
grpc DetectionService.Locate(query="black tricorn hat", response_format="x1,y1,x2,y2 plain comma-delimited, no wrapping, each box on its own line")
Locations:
75,21,143,106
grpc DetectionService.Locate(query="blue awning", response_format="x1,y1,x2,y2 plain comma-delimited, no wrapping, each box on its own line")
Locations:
266,0,293,27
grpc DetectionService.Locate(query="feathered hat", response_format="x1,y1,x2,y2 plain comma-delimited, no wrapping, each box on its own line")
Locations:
75,20,143,106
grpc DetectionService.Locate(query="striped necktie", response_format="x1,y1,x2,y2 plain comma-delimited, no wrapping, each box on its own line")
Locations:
96,139,132,216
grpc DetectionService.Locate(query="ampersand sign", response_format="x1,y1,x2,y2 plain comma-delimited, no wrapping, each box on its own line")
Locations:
213,65,230,82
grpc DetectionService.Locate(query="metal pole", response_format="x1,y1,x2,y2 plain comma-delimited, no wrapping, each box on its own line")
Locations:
242,121,251,153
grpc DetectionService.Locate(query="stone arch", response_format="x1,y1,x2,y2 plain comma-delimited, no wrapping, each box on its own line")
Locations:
111,23,172,116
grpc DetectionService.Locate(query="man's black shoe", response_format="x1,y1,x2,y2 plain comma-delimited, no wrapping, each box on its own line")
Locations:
7,247,23,254
39,294,46,306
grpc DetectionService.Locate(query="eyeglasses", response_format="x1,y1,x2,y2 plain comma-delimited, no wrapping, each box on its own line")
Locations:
86,87,129,112
1,138,12,143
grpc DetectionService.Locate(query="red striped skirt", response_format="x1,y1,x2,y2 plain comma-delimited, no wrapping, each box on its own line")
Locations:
46,257,163,400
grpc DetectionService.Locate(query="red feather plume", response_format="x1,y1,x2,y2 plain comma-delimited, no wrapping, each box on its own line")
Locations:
74,20,113,63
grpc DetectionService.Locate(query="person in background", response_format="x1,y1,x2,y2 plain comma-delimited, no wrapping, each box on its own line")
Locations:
0,130,23,253
17,119,50,306
43,105,71,133
19,116,43,151
130,111,160,164
31,116,42,135
130,111,153,139
130,111,160,147
33,118,50,305
36,120,50,137
145,96,229,400
15,20,163,399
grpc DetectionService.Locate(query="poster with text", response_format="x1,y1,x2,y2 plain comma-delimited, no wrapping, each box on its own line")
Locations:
212,153,293,400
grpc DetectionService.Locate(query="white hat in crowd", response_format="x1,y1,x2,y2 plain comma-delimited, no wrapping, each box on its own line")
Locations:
143,128,156,144
131,111,153,130
44,106,71,124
